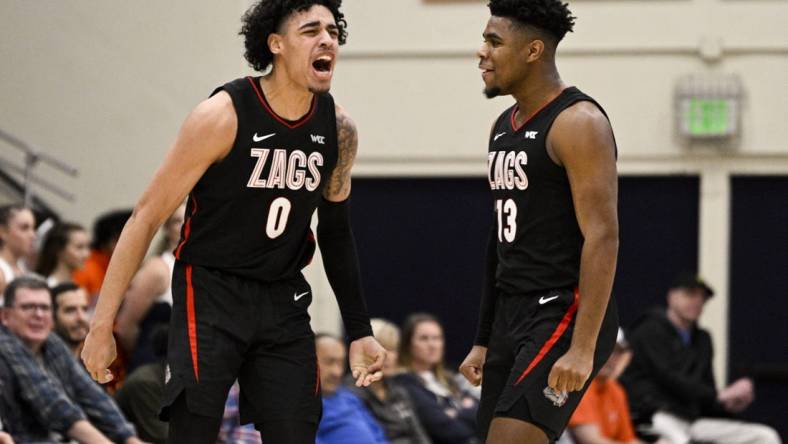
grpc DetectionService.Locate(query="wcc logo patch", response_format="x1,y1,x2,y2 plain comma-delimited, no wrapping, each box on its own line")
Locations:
543,386,568,407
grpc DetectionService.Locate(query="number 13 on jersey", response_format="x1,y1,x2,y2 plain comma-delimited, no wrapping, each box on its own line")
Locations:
496,198,517,243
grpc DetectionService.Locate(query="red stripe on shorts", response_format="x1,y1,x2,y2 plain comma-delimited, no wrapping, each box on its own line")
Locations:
185,264,199,382
514,288,580,386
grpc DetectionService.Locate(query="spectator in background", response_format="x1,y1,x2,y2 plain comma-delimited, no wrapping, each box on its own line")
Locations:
217,382,263,444
316,333,389,444
620,274,781,444
350,318,432,444
395,313,479,444
116,203,184,371
569,329,667,444
115,324,169,444
73,208,132,305
0,204,36,303
35,222,90,287
0,277,142,443
0,391,15,444
51,282,91,358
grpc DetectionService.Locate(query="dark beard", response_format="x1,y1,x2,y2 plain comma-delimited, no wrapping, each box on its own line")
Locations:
484,86,501,99
56,325,86,349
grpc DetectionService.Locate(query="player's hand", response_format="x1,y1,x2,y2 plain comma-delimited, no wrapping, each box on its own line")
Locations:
459,345,487,386
348,336,386,387
0,431,15,444
80,322,117,384
548,347,593,393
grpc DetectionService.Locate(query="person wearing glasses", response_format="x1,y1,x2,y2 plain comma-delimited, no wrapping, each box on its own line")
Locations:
0,277,143,444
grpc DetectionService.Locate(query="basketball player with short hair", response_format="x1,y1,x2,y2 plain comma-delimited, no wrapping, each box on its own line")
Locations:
80,1,386,443
459,1,619,443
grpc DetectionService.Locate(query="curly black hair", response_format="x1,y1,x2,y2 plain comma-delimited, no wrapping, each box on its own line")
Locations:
488,0,576,43
240,0,348,72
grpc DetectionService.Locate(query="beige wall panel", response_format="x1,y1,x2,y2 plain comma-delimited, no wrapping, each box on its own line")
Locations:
0,1,250,225
341,0,788,53
331,57,509,161
720,56,788,154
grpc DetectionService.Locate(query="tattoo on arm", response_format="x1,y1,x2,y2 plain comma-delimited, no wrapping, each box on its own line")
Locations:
324,108,358,200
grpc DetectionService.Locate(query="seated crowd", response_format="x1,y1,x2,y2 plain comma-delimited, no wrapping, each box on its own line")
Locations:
0,203,782,444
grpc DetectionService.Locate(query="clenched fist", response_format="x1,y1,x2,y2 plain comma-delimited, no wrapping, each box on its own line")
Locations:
459,345,488,386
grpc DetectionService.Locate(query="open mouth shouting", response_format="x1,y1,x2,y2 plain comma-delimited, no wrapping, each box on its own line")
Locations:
311,54,334,81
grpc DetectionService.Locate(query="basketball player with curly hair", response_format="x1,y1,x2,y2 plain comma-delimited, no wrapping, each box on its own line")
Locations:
459,1,620,442
80,1,386,442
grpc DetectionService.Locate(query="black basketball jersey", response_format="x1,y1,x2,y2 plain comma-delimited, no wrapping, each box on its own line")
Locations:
175,76,338,281
487,87,615,296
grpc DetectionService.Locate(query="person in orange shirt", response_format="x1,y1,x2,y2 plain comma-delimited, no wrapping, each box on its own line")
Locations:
73,209,132,306
568,330,667,444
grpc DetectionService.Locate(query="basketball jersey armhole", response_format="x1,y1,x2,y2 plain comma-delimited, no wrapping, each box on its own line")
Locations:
543,97,616,170
208,80,248,166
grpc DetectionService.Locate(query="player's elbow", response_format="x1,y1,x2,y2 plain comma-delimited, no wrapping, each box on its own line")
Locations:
584,223,619,252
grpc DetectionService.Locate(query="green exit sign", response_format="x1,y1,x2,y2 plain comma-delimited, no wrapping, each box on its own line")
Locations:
686,98,730,136
676,75,741,140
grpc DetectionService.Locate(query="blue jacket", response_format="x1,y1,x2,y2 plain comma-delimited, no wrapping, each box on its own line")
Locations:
318,387,389,444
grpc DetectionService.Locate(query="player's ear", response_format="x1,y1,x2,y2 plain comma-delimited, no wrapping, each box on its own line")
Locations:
268,33,284,55
525,38,545,63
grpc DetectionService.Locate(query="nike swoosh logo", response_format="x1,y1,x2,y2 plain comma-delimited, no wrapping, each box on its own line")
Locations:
538,295,559,305
294,291,310,301
494,132,506,141
253,133,276,142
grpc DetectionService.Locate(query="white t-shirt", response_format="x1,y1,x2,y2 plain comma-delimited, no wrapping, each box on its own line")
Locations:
0,257,24,307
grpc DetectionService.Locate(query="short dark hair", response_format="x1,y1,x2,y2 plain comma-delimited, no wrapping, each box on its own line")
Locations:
50,282,81,313
488,0,576,44
92,209,132,250
240,0,348,72
3,276,51,309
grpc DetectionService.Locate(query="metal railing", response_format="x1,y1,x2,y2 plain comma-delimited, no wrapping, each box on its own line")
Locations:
0,127,78,209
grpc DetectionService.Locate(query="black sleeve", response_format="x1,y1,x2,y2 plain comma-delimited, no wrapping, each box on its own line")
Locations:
630,324,718,405
698,333,729,418
395,386,434,444
397,375,479,444
317,198,374,341
474,223,498,346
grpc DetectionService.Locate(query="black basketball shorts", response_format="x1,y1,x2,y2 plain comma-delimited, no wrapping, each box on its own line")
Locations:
160,261,322,426
478,287,618,442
